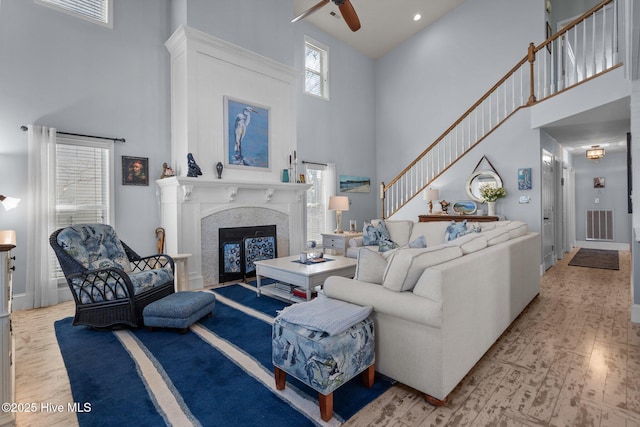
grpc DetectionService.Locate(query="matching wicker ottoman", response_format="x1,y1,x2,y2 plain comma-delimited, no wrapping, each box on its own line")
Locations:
143,291,216,333
272,297,375,422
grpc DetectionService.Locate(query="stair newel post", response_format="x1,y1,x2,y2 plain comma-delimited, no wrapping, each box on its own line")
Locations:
380,182,386,220
527,42,537,105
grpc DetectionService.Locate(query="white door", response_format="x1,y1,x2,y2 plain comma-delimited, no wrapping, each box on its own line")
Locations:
554,159,564,260
542,151,555,270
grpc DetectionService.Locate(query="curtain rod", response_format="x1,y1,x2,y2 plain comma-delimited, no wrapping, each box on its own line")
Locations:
20,125,126,143
301,160,328,166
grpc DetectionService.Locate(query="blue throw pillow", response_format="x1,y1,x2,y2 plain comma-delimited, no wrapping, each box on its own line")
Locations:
445,220,471,241
378,237,398,252
362,220,392,246
407,235,427,248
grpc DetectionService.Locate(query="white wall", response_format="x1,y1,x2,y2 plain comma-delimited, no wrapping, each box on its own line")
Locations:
172,0,378,237
391,110,542,233
374,0,543,215
573,151,631,243
0,0,377,301
0,0,173,297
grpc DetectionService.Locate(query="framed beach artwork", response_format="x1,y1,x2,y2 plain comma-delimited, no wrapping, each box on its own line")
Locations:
339,175,371,193
452,200,477,215
224,96,270,171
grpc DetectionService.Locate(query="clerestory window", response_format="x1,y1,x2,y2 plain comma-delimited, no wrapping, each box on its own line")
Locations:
304,36,329,100
35,0,113,28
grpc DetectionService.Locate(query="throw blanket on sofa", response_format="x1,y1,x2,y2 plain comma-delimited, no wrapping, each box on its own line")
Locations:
277,296,372,336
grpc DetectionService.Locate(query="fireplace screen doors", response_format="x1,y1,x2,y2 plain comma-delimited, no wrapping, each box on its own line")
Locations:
219,225,277,282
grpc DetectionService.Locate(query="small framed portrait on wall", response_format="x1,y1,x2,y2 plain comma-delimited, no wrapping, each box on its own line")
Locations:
122,156,149,186
594,177,605,188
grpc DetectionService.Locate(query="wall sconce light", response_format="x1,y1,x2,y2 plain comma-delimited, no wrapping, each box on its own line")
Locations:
586,145,605,160
0,195,20,211
423,188,440,214
328,196,349,234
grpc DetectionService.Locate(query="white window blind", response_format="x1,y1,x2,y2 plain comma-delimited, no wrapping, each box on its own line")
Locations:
36,0,112,28
305,163,336,244
51,137,113,279
304,36,329,99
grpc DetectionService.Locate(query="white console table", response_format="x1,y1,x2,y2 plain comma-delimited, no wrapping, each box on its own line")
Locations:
0,230,16,427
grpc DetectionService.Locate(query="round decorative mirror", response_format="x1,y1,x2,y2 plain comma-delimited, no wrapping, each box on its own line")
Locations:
466,170,503,202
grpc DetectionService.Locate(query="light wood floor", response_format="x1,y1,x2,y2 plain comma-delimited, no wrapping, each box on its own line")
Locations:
12,248,640,426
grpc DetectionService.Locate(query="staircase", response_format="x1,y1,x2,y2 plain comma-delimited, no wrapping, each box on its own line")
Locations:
381,0,622,219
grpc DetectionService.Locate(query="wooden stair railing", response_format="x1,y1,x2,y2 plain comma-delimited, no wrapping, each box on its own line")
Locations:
381,0,621,219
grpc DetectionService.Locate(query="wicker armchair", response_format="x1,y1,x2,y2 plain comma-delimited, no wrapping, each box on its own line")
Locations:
50,224,175,328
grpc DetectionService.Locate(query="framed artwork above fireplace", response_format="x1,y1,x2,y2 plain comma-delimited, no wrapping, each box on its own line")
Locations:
224,96,271,171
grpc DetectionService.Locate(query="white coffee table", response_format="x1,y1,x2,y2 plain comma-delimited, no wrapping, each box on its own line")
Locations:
254,255,357,301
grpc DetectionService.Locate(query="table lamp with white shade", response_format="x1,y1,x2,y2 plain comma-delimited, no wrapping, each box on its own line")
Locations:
423,188,439,214
328,196,349,234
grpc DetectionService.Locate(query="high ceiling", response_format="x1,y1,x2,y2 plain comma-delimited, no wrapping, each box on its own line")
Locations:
292,1,630,156
292,0,465,59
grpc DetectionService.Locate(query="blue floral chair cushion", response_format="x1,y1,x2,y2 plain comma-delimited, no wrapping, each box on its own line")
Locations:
70,267,174,304
57,224,132,272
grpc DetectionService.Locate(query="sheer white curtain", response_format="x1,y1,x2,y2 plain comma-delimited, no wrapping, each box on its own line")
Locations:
26,125,58,308
304,162,336,244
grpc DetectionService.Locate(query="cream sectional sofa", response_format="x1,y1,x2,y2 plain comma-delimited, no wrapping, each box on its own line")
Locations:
323,219,540,403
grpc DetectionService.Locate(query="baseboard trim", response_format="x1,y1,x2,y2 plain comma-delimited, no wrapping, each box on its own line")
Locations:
575,241,630,251
632,304,640,324
12,287,73,311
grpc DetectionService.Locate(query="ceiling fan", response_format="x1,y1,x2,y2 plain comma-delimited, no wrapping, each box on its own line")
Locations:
292,0,361,32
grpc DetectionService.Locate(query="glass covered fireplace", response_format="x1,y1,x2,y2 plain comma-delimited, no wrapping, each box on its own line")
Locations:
218,225,277,283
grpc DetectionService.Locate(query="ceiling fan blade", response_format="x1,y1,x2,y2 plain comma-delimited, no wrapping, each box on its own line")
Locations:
338,0,361,32
291,0,330,23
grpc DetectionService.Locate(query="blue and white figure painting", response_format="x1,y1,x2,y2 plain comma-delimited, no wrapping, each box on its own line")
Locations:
518,167,532,190
225,97,270,170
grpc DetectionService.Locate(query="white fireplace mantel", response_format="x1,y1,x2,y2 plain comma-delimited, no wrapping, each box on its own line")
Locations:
157,177,310,288
163,25,305,289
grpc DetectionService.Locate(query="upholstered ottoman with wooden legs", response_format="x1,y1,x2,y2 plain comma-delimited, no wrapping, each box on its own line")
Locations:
271,297,375,422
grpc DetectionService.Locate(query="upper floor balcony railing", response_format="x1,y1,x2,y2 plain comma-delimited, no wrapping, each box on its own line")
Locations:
381,0,622,219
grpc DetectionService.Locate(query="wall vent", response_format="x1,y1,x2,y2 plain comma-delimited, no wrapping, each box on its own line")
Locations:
585,209,614,241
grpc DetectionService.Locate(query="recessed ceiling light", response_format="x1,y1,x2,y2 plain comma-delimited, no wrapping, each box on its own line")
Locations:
413,13,422,21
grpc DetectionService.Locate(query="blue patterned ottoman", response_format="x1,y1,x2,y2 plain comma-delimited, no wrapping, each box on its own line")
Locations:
143,291,216,333
272,297,374,422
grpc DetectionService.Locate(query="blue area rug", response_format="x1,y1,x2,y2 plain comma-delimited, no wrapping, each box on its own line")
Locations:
55,283,393,426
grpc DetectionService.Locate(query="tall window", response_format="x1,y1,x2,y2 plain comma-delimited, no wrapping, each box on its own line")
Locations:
51,137,114,279
35,0,113,28
304,36,329,100
305,163,336,244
